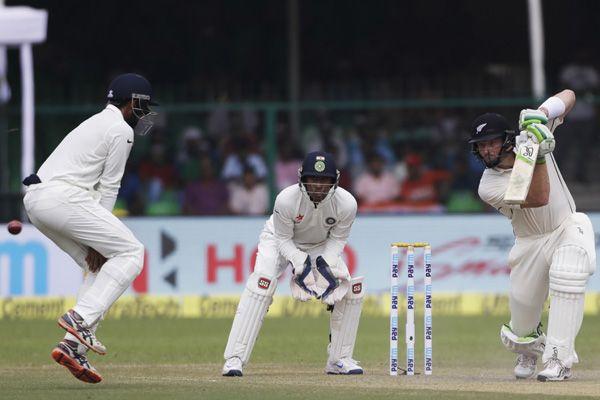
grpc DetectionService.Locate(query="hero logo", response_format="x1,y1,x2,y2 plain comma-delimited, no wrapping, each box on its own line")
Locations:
352,282,362,294
0,240,48,295
257,277,271,290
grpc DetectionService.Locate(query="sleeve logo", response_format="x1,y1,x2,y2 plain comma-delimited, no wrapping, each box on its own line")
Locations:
352,282,362,294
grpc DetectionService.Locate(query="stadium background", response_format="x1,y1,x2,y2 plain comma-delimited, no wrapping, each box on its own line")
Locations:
1,2,600,398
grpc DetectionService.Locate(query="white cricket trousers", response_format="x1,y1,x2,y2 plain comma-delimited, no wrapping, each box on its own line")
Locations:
508,212,596,335
23,181,144,327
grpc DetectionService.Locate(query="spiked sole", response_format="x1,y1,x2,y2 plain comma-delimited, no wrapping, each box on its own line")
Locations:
57,318,106,355
537,374,571,382
222,370,243,377
51,347,102,384
326,369,364,375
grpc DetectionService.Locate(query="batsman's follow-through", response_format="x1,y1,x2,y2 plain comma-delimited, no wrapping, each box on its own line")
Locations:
390,242,432,376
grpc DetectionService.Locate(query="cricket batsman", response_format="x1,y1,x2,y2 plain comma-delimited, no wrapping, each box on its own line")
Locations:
22,73,157,383
469,89,596,381
222,151,364,376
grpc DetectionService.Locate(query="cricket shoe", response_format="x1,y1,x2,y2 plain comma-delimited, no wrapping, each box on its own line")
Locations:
57,309,106,355
222,357,243,377
51,340,102,384
325,358,364,375
537,354,572,382
514,354,537,379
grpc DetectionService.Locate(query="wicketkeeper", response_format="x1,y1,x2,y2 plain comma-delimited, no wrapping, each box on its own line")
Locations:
469,89,596,381
222,151,364,376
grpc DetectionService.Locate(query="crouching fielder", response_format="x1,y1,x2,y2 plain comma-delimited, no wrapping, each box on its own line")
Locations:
222,151,364,376
22,73,157,383
469,89,596,381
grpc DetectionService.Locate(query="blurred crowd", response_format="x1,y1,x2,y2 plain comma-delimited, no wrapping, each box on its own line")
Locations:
115,107,490,217
112,54,599,217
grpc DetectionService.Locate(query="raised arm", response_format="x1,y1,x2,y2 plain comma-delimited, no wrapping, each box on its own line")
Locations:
539,89,576,120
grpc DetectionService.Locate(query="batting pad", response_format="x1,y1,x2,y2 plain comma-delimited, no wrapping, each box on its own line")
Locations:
543,245,591,367
329,276,364,362
549,245,591,293
224,272,277,364
545,291,584,367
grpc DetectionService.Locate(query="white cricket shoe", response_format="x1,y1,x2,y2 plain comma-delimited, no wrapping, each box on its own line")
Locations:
514,354,537,379
325,357,364,375
537,356,572,382
222,357,243,377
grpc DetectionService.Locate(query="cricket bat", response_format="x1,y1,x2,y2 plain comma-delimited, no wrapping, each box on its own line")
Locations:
503,138,539,205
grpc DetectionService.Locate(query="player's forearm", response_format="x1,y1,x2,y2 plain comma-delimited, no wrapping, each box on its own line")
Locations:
322,238,346,264
539,90,576,119
277,238,305,264
522,162,549,208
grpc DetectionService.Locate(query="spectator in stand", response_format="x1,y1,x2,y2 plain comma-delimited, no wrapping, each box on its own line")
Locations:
445,154,484,213
139,142,178,203
221,136,267,182
275,142,302,190
117,161,145,215
399,153,450,207
557,50,599,182
176,126,217,183
229,166,269,215
182,157,229,215
353,154,400,206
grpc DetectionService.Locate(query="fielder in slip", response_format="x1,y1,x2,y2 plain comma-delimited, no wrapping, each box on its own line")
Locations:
469,90,596,381
222,151,364,376
22,73,157,383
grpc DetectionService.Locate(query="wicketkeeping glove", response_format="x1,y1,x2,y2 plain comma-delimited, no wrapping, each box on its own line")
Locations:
314,256,351,305
519,108,548,130
290,254,318,301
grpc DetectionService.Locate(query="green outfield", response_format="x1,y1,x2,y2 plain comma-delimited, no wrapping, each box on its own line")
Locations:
1,315,599,399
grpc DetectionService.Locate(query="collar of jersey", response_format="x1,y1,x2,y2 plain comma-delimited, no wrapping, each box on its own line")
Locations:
106,104,125,121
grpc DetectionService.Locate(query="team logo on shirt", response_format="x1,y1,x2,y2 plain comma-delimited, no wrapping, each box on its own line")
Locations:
258,277,271,290
295,214,304,223
325,217,336,225
352,282,362,294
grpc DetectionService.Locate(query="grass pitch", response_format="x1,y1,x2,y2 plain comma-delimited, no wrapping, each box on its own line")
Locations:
1,314,600,399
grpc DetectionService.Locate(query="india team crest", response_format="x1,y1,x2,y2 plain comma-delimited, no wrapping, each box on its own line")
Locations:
314,160,326,172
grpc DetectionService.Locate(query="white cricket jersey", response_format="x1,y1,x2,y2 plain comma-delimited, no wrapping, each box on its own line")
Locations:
36,104,134,211
264,184,358,263
478,153,575,237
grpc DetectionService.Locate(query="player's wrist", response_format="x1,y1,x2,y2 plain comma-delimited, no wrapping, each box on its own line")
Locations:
536,156,546,164
539,96,566,120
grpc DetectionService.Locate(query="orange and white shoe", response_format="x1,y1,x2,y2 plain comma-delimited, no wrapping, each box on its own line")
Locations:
51,340,103,384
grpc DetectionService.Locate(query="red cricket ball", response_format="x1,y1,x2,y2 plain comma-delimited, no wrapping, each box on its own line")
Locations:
7,220,22,235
